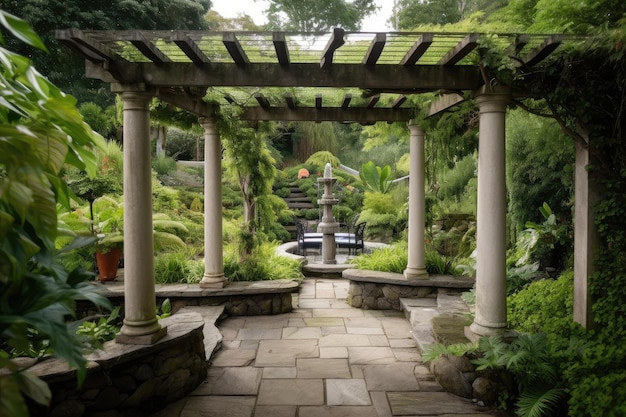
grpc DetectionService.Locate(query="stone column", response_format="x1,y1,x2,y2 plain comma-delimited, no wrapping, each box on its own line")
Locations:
199,117,225,288
469,87,510,337
114,84,166,344
573,138,598,328
404,120,428,280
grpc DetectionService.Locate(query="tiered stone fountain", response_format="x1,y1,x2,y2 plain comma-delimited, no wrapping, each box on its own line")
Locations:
317,163,339,264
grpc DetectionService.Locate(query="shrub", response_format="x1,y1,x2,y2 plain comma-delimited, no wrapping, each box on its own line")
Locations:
152,155,178,178
154,249,204,284
224,241,304,281
350,243,408,273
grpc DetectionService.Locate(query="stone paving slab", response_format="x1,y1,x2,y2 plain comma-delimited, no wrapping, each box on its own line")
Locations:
387,392,485,415
255,339,319,366
180,395,256,417
348,346,397,364
297,358,351,378
253,405,297,417
326,379,371,405
257,379,324,405
299,405,380,417
362,363,419,391
199,366,262,395
209,348,256,367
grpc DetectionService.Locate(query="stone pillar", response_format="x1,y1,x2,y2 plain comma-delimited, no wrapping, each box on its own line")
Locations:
114,85,166,344
469,87,510,337
199,117,225,288
404,120,428,280
573,138,598,328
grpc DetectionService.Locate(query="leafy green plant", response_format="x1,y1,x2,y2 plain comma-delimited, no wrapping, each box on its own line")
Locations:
422,342,477,364
350,242,408,273
77,308,121,349
0,12,112,415
472,334,567,417
224,241,304,282
156,299,172,320
154,249,204,284
359,161,393,194
515,203,568,270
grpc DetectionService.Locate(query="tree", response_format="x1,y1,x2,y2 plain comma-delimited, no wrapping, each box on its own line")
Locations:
2,0,211,104
205,10,263,30
263,0,377,32
0,10,111,415
395,0,463,28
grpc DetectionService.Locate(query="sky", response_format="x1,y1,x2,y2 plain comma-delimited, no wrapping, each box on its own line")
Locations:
210,0,395,32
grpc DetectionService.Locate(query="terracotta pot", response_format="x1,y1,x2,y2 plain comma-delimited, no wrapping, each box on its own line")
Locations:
96,247,121,281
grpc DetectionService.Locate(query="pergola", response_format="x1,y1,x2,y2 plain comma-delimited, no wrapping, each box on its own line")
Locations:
56,28,592,344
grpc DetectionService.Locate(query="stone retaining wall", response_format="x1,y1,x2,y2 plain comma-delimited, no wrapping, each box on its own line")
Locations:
27,312,206,417
343,268,474,310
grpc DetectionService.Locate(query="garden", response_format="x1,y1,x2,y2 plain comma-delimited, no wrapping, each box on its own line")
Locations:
1,2,626,417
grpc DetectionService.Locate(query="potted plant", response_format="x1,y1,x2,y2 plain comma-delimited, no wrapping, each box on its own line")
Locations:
92,196,124,281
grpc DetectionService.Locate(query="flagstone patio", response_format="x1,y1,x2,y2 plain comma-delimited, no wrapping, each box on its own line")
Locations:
149,278,501,417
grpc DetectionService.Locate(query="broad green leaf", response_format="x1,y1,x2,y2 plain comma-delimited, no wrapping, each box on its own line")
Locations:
0,375,29,417
0,11,48,52
14,371,51,406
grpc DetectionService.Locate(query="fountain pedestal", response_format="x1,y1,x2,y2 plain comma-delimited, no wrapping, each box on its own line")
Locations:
317,164,339,264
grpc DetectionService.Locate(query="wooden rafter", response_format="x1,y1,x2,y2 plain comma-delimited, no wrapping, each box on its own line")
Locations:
520,35,563,67
320,27,345,69
223,33,249,65
55,28,117,63
285,92,296,109
438,33,479,66
392,95,407,109
273,32,290,65
129,31,170,64
341,94,352,109
315,94,323,109
362,33,386,66
172,33,210,65
427,93,465,117
400,34,433,66
367,95,380,108
240,106,413,122
254,93,270,109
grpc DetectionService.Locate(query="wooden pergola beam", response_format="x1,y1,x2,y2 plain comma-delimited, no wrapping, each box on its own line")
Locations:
285,92,296,109
172,33,210,65
254,93,270,109
273,32,290,65
86,61,483,90
438,33,479,66
362,33,386,66
55,28,118,63
223,33,249,65
400,34,433,66
129,31,170,64
520,35,563,67
315,94,323,109
320,27,345,69
367,95,380,108
341,94,352,109
427,93,465,117
392,95,407,109
240,106,414,122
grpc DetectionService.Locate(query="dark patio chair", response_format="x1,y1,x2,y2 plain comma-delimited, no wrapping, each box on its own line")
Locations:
353,222,366,255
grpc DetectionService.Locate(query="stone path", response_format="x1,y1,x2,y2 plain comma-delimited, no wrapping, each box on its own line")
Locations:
151,278,497,417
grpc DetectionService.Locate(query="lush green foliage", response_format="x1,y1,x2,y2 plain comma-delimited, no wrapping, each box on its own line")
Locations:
224,240,304,282
0,11,112,414
154,249,204,284
76,308,120,350
505,110,574,244
359,161,394,194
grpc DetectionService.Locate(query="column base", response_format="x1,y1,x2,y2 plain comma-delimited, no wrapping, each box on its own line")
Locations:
200,273,225,288
117,319,167,345
468,319,508,338
403,267,429,280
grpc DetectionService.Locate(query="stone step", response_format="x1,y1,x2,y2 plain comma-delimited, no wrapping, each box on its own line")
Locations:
284,196,313,203
400,290,472,352
288,202,316,209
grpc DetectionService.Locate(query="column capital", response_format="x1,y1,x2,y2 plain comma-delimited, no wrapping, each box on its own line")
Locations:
474,85,510,114
199,115,217,132
407,119,424,135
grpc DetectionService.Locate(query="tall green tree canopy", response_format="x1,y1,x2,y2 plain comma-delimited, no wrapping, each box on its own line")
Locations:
263,0,377,31
1,0,211,104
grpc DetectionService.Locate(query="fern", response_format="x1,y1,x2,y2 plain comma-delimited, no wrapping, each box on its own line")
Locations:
422,342,477,363
516,387,565,417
